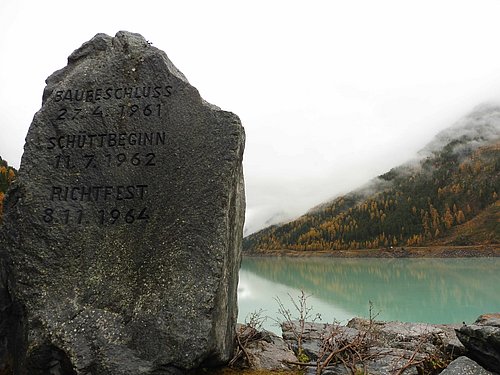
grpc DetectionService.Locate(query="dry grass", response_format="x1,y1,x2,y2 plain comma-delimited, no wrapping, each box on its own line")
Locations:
196,369,303,375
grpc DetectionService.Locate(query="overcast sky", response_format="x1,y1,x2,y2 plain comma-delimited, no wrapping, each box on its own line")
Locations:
1,0,500,234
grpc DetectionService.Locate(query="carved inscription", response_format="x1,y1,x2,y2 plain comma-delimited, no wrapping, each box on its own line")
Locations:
50,185,148,202
47,131,165,149
54,85,173,102
42,84,172,226
43,184,148,225
55,104,162,122
53,152,156,169
48,131,164,169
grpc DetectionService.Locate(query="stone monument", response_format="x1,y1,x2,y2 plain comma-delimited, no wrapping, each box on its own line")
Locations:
0,31,245,374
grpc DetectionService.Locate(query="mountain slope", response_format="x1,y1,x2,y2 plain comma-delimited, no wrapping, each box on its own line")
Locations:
430,200,499,245
244,105,500,253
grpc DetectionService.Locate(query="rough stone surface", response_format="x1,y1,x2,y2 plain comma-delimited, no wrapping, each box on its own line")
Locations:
235,317,500,374
439,356,494,375
245,331,297,370
347,317,465,356
475,313,500,328
303,347,424,375
282,321,359,361
456,314,500,373
0,31,245,374
282,319,461,375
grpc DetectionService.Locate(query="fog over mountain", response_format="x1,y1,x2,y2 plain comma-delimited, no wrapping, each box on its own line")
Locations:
420,104,500,157
246,102,500,236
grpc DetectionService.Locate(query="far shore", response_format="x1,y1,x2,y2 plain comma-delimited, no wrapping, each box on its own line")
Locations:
244,244,500,258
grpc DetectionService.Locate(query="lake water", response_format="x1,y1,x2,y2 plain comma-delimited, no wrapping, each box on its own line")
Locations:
237,256,500,333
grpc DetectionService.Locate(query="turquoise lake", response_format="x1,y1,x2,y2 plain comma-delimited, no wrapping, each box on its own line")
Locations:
237,256,500,333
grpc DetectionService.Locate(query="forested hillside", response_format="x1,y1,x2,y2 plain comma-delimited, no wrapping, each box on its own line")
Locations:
244,106,500,252
0,157,17,221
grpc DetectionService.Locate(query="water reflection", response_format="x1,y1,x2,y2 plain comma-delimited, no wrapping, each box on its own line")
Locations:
238,257,500,333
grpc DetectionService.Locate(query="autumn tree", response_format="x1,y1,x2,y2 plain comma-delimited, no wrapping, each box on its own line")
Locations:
244,138,500,252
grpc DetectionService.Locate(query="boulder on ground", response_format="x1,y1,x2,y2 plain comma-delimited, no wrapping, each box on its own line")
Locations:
0,31,245,374
456,314,500,373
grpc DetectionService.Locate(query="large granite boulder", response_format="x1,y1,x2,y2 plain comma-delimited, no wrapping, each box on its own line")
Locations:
0,31,245,374
456,314,500,373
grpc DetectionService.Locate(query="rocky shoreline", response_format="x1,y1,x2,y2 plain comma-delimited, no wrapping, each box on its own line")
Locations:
244,244,500,258
229,313,500,374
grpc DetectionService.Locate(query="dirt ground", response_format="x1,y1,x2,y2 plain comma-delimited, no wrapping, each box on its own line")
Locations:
246,244,500,258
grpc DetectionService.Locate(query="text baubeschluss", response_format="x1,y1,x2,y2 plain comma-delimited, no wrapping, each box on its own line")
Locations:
53,85,173,103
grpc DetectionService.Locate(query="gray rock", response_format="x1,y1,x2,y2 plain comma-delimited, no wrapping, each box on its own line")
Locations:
457,317,500,374
306,347,425,375
284,319,460,375
475,313,500,328
244,330,297,370
440,356,494,375
282,321,360,361
362,347,425,375
0,31,245,374
436,323,468,356
347,317,465,356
